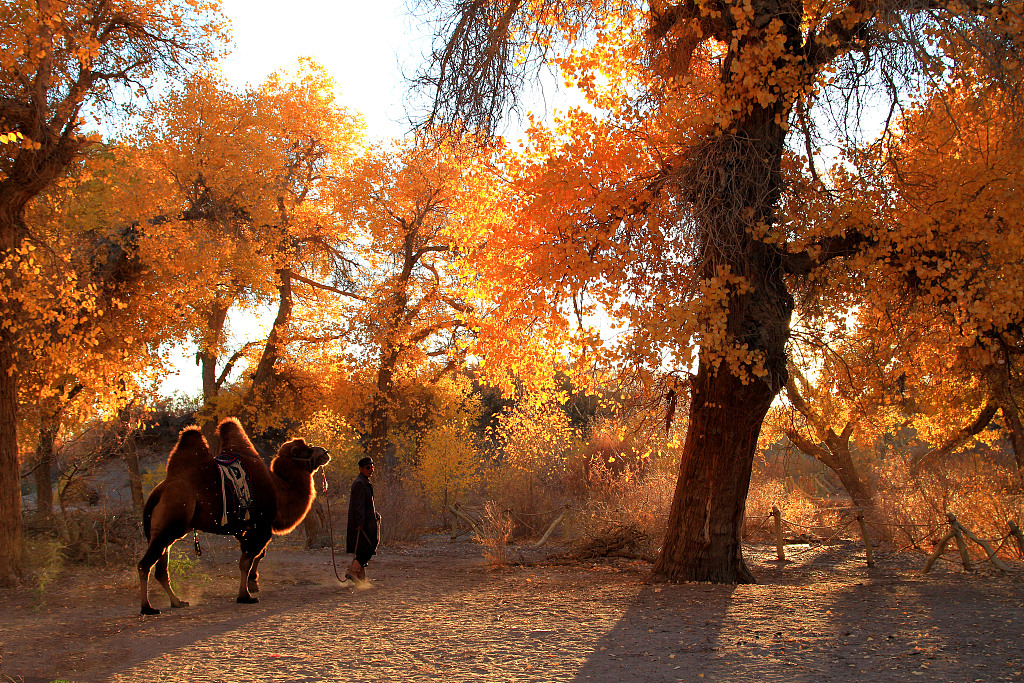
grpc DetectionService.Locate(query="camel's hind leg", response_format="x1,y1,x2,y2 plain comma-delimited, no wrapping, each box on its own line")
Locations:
154,546,189,609
140,480,194,614
138,531,186,614
236,529,272,604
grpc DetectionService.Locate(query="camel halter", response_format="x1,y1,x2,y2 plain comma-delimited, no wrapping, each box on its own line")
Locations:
290,447,328,473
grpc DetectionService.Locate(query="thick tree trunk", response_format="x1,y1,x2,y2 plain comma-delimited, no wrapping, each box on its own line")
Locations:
199,299,231,452
654,363,775,583
987,366,1024,473
33,454,53,518
0,193,30,586
123,436,143,510
998,405,1024,471
0,340,21,586
984,362,1024,470
118,406,144,510
785,425,875,510
652,3,800,578
33,409,61,518
821,440,872,509
0,47,84,585
366,347,399,465
302,475,330,549
240,269,292,434
819,447,873,510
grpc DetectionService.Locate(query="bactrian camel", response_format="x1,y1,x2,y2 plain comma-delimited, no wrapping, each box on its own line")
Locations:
138,417,330,615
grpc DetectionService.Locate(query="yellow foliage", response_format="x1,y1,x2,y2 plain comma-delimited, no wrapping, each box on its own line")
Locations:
296,409,362,474
496,395,583,477
413,376,486,506
417,413,483,508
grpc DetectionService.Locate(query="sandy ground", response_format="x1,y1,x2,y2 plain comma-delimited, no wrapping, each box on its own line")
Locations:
1,534,1022,683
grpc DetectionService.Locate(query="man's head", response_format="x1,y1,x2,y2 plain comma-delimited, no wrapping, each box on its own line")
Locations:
358,457,374,477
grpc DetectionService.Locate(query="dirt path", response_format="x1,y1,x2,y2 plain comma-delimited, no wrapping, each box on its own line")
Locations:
1,536,1022,682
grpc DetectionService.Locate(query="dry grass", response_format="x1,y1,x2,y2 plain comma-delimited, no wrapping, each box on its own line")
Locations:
481,466,568,539
742,450,1024,565
372,477,432,544
559,470,676,560
871,458,1024,553
474,500,515,567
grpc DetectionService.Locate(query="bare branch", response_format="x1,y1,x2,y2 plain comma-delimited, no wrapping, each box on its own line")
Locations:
290,271,369,301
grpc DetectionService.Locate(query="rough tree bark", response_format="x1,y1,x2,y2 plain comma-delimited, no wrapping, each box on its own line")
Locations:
652,35,797,579
985,361,1024,470
302,474,331,549
118,405,144,510
366,346,401,465
198,298,231,451
655,363,777,582
785,427,874,509
1,159,75,584
0,337,22,587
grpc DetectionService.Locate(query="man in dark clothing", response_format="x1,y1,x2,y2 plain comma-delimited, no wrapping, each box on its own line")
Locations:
346,456,380,583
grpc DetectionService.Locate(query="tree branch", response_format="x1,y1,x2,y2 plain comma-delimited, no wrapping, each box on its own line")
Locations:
780,230,874,276
910,398,998,472
290,271,368,301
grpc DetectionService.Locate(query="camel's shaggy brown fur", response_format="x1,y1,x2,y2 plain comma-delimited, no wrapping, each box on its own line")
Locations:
138,418,330,615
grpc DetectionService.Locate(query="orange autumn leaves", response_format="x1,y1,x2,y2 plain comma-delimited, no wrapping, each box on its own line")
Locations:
6,0,1024,455
443,0,1024,467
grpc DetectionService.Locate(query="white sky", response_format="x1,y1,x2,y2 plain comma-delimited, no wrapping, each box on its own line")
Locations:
218,0,423,141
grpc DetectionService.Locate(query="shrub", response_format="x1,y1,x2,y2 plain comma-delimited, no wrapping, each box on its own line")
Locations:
474,500,515,567
23,534,63,603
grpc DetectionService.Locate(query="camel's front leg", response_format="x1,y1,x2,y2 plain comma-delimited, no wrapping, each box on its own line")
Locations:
248,547,267,594
237,529,271,604
138,542,163,615
154,547,189,609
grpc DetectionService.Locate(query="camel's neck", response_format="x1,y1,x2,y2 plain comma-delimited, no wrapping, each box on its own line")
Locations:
269,466,316,533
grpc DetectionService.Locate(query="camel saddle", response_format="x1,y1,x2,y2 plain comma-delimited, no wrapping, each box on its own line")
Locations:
214,452,254,528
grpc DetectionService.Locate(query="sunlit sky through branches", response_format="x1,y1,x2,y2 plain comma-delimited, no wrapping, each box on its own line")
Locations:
159,0,417,397
157,0,588,399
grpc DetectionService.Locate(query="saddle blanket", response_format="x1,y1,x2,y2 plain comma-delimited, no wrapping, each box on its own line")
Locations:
214,452,253,528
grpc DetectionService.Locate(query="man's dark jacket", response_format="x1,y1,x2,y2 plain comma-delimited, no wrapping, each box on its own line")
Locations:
346,472,378,554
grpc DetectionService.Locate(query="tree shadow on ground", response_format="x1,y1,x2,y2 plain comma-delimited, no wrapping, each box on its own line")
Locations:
571,544,1024,683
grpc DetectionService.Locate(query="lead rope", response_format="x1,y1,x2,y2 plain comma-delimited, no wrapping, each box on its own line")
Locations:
321,470,347,584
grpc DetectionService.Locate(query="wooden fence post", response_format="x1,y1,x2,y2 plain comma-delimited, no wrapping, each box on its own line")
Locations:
949,514,1011,572
856,510,874,567
772,505,786,561
922,530,955,574
1009,521,1024,560
947,513,973,571
533,507,568,548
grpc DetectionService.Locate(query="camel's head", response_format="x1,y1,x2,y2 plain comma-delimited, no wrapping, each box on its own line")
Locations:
275,438,331,474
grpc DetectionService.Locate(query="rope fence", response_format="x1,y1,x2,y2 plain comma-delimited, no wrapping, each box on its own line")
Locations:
445,498,1023,575
761,504,1024,574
